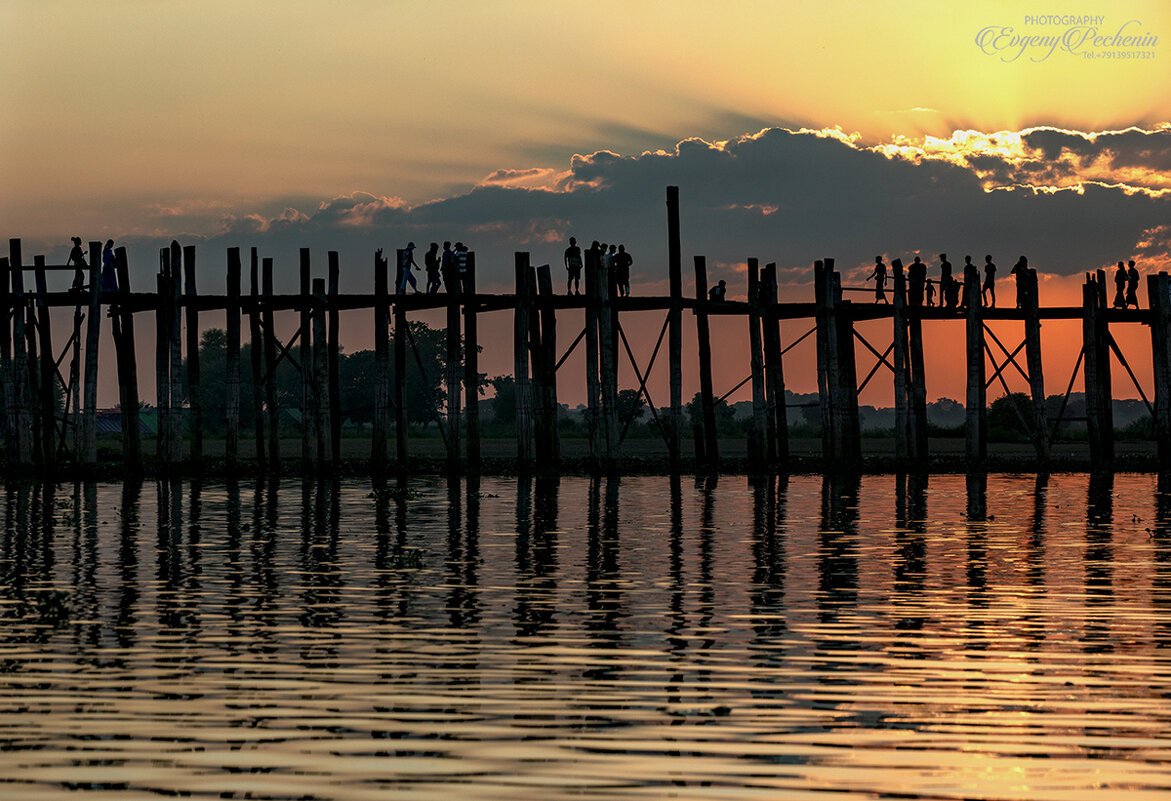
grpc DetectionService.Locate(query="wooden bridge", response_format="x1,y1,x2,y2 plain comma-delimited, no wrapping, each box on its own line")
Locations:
3,186,1170,476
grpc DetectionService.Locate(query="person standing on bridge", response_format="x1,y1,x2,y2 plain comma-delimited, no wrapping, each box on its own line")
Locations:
67,236,88,291
938,253,953,309
909,256,927,306
564,237,583,295
1113,261,1127,308
982,254,997,308
614,244,632,297
866,256,888,304
100,239,118,295
424,242,442,294
397,242,419,294
1010,256,1030,309
1126,259,1140,309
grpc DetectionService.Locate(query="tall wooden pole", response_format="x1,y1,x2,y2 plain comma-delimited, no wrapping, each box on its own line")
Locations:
761,263,788,465
262,257,280,473
597,250,619,468
514,253,534,466
908,288,928,462
328,252,341,462
964,262,986,463
394,284,408,468
248,251,266,473
155,266,171,464
1148,272,1171,463
168,241,183,463
747,258,767,469
34,257,55,473
184,245,201,470
813,260,835,461
0,254,12,464
892,258,909,460
114,247,141,470
832,265,861,463
300,249,314,470
584,246,601,469
464,253,481,472
445,252,462,474
1083,273,1113,464
1022,268,1049,463
666,186,683,467
225,248,241,472
694,255,718,467
81,241,102,467
372,248,390,472
535,263,559,469
312,278,332,468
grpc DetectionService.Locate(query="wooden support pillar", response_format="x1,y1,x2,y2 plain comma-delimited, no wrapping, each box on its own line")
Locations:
1083,273,1113,464
262,257,279,473
813,260,836,461
747,258,768,471
892,258,910,460
597,246,619,468
1022,268,1049,462
168,241,183,464
225,248,241,472
0,255,11,464
372,248,390,473
535,263,559,469
114,247,141,470
513,253,534,467
666,185,683,467
155,266,171,464
908,295,928,463
694,255,718,468
185,245,201,471
761,263,787,466
34,257,55,473
464,253,481,473
299,249,314,470
1148,272,1171,463
328,252,341,462
393,284,408,469
584,246,601,469
81,241,102,467
964,262,986,463
9,242,31,467
26,264,40,469
832,265,861,463
68,265,84,462
312,277,332,468
248,251,266,473
445,252,462,474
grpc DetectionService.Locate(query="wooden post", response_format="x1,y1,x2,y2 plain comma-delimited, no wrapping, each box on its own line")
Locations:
372,248,390,472
747,258,768,470
81,241,102,466
584,246,601,468
26,264,40,469
1148,272,1171,463
761,263,787,466
964,262,986,462
34,257,55,473
9,242,32,467
666,186,683,467
393,282,408,468
185,245,201,470
225,248,241,472
262,257,279,473
312,278,332,468
114,247,141,470
514,253,534,466
908,286,928,462
155,268,169,464
328,252,341,462
68,265,84,462
535,263,559,469
832,266,861,463
300,249,314,471
0,254,11,464
248,251,266,473
445,252,462,474
464,253,481,472
813,260,836,461
1083,273,1113,463
694,255,718,467
168,241,183,464
597,247,619,468
1022,268,1049,462
892,258,909,460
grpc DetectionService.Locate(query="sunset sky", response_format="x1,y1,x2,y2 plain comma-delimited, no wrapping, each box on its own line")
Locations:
3,0,1170,407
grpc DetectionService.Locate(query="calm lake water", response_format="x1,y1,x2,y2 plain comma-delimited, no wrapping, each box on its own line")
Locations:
1,473,1170,800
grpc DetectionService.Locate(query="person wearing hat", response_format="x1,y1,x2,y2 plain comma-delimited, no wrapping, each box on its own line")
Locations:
398,242,420,294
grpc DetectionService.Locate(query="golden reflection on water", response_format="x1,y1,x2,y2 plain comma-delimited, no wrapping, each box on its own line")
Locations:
1,473,1170,800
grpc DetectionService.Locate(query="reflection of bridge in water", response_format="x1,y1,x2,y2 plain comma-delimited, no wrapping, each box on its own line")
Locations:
5,186,1171,475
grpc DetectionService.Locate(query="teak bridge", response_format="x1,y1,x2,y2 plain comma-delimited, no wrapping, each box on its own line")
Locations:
2,186,1170,477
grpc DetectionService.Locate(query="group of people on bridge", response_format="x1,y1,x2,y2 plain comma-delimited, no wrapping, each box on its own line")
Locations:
563,237,633,297
395,241,471,295
65,237,121,296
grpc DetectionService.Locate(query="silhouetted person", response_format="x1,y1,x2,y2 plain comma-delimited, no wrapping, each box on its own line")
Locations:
1113,261,1127,308
925,276,936,307
67,236,88,291
866,256,888,303
1010,255,1029,308
397,242,419,294
909,255,926,306
709,279,727,301
441,241,455,291
455,242,470,293
959,256,975,311
1126,259,1140,308
100,239,118,294
982,254,996,308
564,236,583,295
614,244,632,297
424,242,441,294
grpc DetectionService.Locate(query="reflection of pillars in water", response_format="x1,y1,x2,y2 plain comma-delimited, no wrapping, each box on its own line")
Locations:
1153,473,1171,646
1083,472,1115,654
817,473,860,622
893,473,927,633
1,485,32,614
223,479,245,627
73,481,100,649
299,480,343,645
964,473,989,649
749,474,788,677
585,476,624,683
513,474,532,636
116,480,142,649
514,474,559,638
186,480,202,593
1021,473,1049,654
444,476,481,628
249,477,280,631
373,476,407,622
156,479,187,631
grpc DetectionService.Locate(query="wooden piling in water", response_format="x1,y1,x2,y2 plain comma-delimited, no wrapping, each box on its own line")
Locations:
34,257,55,473
393,275,408,469
513,253,534,467
25,261,40,469
300,249,314,470
761,263,787,466
908,291,928,463
262,258,279,473
155,261,171,465
535,263,559,470
81,241,101,467
597,248,619,468
113,247,141,470
8,241,31,468
892,259,910,460
0,254,12,464
964,262,986,463
328,252,341,462
225,248,241,472
1022,268,1049,463
248,252,266,473
693,255,718,468
666,186,683,467
168,241,183,464
312,278,332,468
185,245,201,470
1083,272,1113,464
372,249,390,473
832,265,861,463
747,258,767,470
464,254,481,472
1148,272,1171,463
584,246,602,469
445,253,462,474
